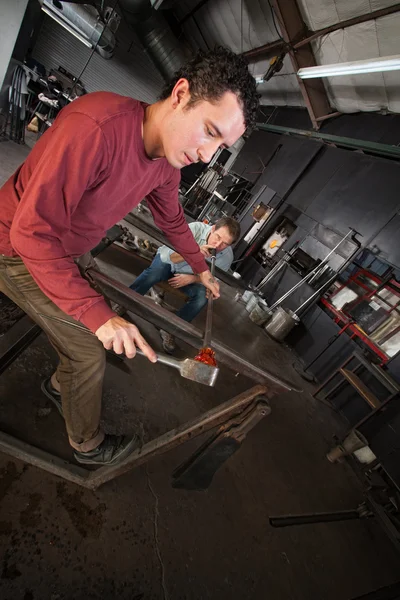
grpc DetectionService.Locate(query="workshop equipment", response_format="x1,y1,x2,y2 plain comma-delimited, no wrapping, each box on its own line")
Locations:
267,271,343,345
292,271,339,317
245,293,258,313
323,265,400,361
326,430,372,463
263,228,361,342
254,242,299,293
136,349,219,387
290,235,364,366
249,299,270,325
264,307,300,342
38,313,219,387
268,228,358,312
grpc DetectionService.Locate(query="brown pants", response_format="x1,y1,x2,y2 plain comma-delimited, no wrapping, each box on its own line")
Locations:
0,254,105,452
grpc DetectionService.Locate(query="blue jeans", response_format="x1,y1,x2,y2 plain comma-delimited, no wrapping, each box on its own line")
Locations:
130,254,208,323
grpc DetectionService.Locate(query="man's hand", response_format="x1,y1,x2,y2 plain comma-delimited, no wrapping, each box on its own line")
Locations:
95,316,157,362
198,270,220,298
168,274,197,289
199,244,214,258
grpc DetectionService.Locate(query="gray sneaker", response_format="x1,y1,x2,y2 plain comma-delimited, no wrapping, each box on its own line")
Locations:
159,329,176,354
41,377,64,417
74,434,138,465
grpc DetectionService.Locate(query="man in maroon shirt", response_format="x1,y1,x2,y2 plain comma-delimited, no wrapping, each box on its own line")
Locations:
0,47,259,465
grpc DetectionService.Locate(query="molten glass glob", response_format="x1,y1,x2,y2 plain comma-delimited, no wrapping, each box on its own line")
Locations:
194,346,217,367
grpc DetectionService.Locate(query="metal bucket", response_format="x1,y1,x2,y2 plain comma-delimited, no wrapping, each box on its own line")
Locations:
249,300,271,326
242,290,253,303
245,293,258,313
264,307,300,342
234,291,247,305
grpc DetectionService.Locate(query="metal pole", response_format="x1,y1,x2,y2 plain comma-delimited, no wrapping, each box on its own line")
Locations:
293,230,362,317
292,238,362,380
203,249,216,348
308,262,329,285
269,509,363,528
186,173,202,196
0,431,90,488
255,259,287,292
255,243,299,292
268,229,355,311
267,262,320,310
293,271,338,315
198,196,215,221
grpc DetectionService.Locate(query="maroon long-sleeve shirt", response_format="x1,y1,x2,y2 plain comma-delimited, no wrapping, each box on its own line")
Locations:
0,92,207,332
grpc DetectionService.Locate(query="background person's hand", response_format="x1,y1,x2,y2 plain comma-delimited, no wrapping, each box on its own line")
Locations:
168,273,197,289
95,316,157,361
198,270,220,298
199,244,214,258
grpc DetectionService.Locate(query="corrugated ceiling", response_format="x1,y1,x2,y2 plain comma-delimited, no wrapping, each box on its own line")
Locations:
173,0,400,114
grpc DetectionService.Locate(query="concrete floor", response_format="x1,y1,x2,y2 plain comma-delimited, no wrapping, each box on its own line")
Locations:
1,138,399,600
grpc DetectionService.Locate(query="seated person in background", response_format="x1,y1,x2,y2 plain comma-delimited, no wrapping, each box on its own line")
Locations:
130,216,240,353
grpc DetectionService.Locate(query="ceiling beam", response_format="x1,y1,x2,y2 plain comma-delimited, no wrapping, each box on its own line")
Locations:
270,0,332,130
294,2,400,49
178,0,211,25
257,122,400,161
243,3,400,60
241,39,286,61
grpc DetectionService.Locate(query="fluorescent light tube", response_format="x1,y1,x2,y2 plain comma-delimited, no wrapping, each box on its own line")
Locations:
41,6,93,48
298,54,400,79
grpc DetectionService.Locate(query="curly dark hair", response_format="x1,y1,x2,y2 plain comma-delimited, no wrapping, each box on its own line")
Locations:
160,46,260,130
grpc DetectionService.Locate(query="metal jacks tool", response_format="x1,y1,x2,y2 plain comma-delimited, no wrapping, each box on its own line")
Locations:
136,349,219,386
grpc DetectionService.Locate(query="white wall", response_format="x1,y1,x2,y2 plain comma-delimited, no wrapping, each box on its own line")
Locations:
0,0,29,90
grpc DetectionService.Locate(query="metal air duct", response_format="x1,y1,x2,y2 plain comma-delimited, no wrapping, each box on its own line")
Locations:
39,1,119,59
118,0,185,80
